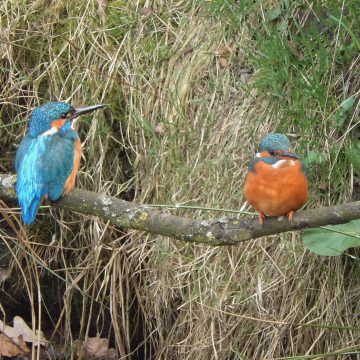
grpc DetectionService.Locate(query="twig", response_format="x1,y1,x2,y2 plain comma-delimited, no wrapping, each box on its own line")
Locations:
1,173,359,246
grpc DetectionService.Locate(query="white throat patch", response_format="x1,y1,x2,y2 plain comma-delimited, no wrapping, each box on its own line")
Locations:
40,127,58,137
71,118,79,130
271,159,295,168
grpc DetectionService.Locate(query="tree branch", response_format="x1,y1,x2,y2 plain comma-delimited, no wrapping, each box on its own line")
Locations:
1,173,359,245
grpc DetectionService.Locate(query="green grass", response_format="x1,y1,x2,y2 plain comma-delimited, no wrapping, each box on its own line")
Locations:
0,0,359,359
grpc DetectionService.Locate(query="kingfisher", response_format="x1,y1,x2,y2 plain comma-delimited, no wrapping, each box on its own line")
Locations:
244,133,308,224
15,101,104,224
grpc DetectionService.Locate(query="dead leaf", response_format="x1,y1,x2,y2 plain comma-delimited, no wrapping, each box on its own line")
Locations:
183,46,194,56
318,181,328,191
154,123,165,137
216,43,233,68
218,57,228,68
77,337,116,360
141,7,153,16
0,316,47,347
239,69,251,84
0,333,30,357
217,43,233,55
0,266,10,283
85,337,108,358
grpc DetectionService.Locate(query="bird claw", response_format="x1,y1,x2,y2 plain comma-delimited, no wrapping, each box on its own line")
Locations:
259,212,266,225
287,210,294,221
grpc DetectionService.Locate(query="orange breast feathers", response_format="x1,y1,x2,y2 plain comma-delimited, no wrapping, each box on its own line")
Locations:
244,159,308,217
63,138,81,195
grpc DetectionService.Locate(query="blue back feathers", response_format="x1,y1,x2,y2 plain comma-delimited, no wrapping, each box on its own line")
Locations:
15,102,78,224
29,102,74,137
258,133,291,153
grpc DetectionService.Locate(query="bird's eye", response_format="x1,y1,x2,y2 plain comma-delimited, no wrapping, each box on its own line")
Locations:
61,113,68,119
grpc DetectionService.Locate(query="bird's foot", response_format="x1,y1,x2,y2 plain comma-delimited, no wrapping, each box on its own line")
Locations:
287,210,295,221
259,212,266,225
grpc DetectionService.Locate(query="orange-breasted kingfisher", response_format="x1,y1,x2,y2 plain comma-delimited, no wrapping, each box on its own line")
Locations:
15,102,104,224
244,133,308,224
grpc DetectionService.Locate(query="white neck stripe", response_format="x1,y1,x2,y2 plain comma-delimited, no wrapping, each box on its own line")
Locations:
271,159,295,168
40,127,58,137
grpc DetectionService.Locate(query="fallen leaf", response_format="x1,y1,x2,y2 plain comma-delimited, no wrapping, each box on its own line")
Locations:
239,69,251,84
141,7,153,16
85,337,108,357
217,43,233,55
0,266,10,283
183,46,194,56
0,333,30,357
76,337,116,360
318,182,328,191
218,57,228,68
216,43,234,69
154,123,165,137
0,316,47,347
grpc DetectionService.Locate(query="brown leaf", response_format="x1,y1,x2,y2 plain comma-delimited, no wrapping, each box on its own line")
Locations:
318,181,328,191
79,337,116,360
0,266,10,283
0,333,30,357
217,42,233,55
183,46,194,56
141,7,153,16
218,57,228,68
154,123,165,137
239,69,251,84
0,316,47,347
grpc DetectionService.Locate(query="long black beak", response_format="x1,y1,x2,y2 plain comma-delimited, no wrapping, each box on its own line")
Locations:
70,104,106,120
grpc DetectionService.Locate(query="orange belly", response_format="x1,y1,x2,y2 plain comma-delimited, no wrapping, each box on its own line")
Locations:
63,138,81,194
244,160,308,216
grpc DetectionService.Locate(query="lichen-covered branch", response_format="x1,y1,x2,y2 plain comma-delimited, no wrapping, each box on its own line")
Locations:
1,173,360,245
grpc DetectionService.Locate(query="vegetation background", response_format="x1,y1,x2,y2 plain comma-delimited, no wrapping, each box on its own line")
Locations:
0,0,359,359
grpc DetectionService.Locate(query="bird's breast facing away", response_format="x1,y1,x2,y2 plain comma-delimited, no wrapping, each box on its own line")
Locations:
15,133,76,224
244,159,308,217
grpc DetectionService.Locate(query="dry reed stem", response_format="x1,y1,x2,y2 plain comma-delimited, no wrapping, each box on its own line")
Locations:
0,1,359,359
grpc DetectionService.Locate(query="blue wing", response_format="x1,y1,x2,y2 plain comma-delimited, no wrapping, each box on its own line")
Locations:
248,156,308,177
15,133,75,224
248,157,279,172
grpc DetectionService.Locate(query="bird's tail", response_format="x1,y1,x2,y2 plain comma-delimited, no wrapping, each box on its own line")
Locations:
19,194,43,225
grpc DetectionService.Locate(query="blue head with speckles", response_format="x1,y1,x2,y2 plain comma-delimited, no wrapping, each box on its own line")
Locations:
29,102,74,137
258,133,292,153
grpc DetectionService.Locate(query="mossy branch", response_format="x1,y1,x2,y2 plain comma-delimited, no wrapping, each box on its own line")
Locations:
1,173,359,245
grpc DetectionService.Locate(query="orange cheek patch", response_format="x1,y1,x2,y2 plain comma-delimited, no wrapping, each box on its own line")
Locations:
258,151,272,157
51,119,67,128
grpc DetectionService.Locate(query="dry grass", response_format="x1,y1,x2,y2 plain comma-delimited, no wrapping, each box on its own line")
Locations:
0,0,359,359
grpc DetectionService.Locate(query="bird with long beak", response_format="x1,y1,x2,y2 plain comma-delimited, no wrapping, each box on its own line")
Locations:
244,133,308,224
15,102,105,224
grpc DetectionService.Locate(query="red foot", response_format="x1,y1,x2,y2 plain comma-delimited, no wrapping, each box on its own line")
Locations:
259,212,266,225
287,210,295,221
